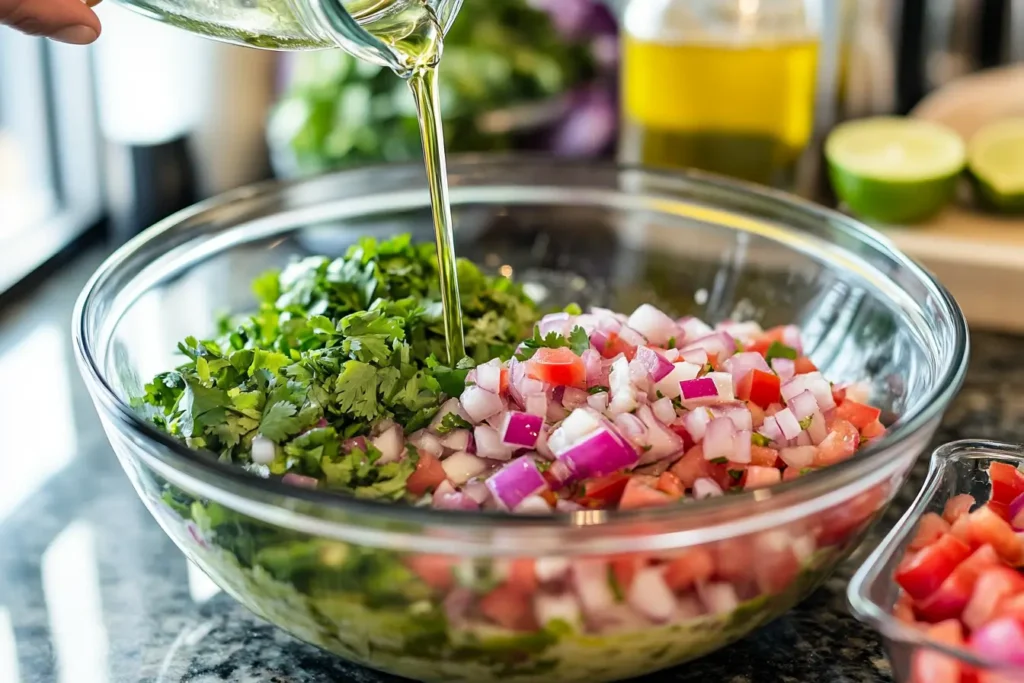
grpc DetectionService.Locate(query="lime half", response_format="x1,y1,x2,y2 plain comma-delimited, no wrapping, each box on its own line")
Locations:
968,118,1024,213
826,117,965,224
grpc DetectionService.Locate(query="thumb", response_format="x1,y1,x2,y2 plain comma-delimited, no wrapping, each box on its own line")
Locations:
0,0,102,44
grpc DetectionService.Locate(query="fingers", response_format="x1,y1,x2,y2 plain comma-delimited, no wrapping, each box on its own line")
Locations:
0,0,102,44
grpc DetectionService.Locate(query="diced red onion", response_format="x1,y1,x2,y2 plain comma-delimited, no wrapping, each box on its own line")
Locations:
627,567,677,622
787,390,819,420
703,417,737,462
475,359,504,394
758,415,784,444
515,495,553,513
535,593,583,628
440,429,470,453
556,499,584,512
485,408,509,430
651,397,676,424
733,429,752,464
635,345,675,382
662,348,680,362
844,381,872,404
680,347,708,365
614,412,648,447
771,357,795,381
722,352,772,386
282,472,318,489
1010,492,1024,530
573,313,599,334
581,348,608,388
562,387,589,410
807,411,827,444
680,377,718,400
535,428,554,460
683,408,712,441
781,372,835,412
781,325,803,354
547,401,569,423
499,411,543,448
555,427,639,481
429,398,471,433
680,372,734,408
572,559,617,617
697,582,739,615
549,408,604,455
441,451,490,485
443,587,474,625
462,480,491,504
538,312,573,338
251,435,276,465
627,304,677,346
969,617,1024,666
372,425,405,464
794,431,813,447
636,405,684,463
475,425,514,461
587,391,609,413
410,429,445,457
592,306,627,326
693,477,723,499
486,455,548,510
677,316,713,343
616,325,647,348
709,403,753,431
653,361,701,399
774,407,802,440
525,393,548,418
535,557,571,583
433,488,480,511
779,445,816,469
608,357,639,416
716,320,763,342
589,328,609,355
681,332,736,361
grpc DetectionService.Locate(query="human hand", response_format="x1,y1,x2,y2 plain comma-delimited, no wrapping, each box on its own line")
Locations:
1,0,101,44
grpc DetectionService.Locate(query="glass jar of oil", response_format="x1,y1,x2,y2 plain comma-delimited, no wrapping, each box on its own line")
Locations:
619,0,821,188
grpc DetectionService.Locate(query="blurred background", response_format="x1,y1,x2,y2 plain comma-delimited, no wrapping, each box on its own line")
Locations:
0,0,1022,301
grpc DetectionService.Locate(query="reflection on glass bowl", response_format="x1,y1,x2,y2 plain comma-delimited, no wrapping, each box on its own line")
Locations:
73,158,968,682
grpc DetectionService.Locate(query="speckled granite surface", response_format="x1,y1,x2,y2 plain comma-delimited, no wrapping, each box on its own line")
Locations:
0,252,1018,683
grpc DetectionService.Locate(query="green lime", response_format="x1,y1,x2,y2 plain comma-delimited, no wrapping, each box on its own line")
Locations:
968,118,1024,214
825,117,965,224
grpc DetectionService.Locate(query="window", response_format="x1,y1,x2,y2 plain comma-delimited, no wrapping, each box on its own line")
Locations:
0,35,103,295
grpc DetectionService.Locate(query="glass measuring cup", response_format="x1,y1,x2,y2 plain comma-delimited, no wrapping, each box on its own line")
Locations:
110,0,462,73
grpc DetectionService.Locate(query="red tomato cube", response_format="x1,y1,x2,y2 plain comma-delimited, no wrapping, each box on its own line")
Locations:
910,620,965,683
909,513,953,552
963,566,1024,631
663,547,715,591
656,471,686,498
406,554,455,592
526,347,586,387
967,506,1024,565
814,420,860,466
736,369,781,408
619,476,674,510
835,399,882,430
479,583,538,631
744,465,782,490
915,545,1000,623
943,494,977,525
896,533,972,600
989,462,1024,506
406,453,447,496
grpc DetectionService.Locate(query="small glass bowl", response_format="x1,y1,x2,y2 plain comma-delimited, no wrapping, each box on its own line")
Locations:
73,158,968,682
848,440,1024,683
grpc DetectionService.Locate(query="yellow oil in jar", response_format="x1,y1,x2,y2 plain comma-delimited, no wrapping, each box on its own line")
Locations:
621,36,819,187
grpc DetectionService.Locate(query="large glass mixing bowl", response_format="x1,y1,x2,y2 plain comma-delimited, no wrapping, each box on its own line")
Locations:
73,158,968,682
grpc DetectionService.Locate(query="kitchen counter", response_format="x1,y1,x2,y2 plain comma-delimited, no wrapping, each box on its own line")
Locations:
1,250,1018,683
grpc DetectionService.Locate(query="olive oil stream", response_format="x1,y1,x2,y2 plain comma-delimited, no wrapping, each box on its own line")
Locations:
332,1,465,363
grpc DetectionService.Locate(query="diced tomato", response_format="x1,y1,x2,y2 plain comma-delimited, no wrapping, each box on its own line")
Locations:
663,547,715,591
794,356,818,374
994,591,1024,622
989,462,1024,506
499,367,509,394
610,555,643,593
736,369,781,408
745,338,772,357
744,465,781,490
539,489,559,507
963,566,1024,631
831,385,847,406
861,419,886,440
910,513,954,552
814,419,861,466
988,500,1012,522
670,445,730,490
506,558,538,595
406,554,455,592
406,453,447,496
750,444,779,467
581,472,631,507
782,466,806,482
894,592,917,624
835,399,882,430
656,471,686,498
943,494,977,525
479,583,537,631
619,476,673,510
911,620,965,683
753,534,801,595
915,545,1000,623
599,332,637,361
526,347,586,387
951,515,974,545
748,402,766,429
967,506,1024,565
714,537,756,583
895,533,972,600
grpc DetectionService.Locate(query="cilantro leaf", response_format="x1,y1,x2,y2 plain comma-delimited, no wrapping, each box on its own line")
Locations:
568,326,590,356
765,341,798,363
260,401,303,442
751,432,772,447
435,412,472,435
336,361,379,420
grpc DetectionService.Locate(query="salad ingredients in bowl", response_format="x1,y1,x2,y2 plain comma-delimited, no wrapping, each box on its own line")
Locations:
74,158,968,682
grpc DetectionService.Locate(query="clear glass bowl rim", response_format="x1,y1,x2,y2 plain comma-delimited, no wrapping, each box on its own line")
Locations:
72,154,970,535
847,439,1024,675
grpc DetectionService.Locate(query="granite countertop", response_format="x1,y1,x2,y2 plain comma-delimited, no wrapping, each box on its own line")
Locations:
1,251,1020,683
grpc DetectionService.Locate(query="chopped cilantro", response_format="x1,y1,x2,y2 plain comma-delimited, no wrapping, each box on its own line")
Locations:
765,341,798,363
568,326,590,356
666,336,676,348
799,467,815,475
563,303,583,316
515,325,590,361
728,469,745,482
751,432,772,447
435,412,472,435
588,386,609,395
798,415,813,430
607,564,625,602
710,457,728,465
